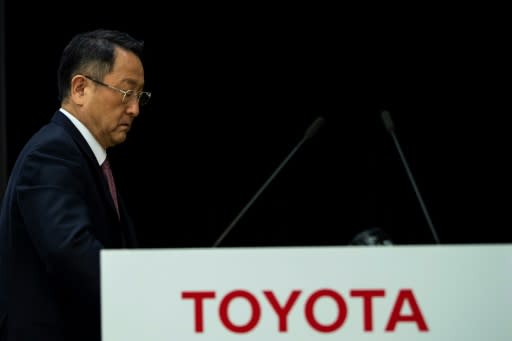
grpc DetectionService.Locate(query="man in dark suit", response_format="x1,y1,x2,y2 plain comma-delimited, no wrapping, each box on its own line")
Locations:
0,29,150,341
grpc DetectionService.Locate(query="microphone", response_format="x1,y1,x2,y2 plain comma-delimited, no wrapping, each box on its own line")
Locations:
213,116,325,247
381,110,441,244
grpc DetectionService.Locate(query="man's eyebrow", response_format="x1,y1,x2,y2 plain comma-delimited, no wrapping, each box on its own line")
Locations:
121,78,144,89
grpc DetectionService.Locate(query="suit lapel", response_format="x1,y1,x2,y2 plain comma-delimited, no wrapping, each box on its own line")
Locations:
51,111,137,247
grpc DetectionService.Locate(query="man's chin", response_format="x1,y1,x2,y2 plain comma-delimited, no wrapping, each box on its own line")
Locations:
111,133,128,147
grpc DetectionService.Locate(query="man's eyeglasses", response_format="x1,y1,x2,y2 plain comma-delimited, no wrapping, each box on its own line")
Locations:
83,75,151,106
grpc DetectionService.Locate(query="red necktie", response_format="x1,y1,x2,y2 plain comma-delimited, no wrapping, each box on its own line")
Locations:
101,157,120,218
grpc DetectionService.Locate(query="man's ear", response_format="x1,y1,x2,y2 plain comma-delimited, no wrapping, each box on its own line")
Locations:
70,75,88,104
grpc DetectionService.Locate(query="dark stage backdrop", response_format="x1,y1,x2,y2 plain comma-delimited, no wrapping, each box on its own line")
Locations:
3,4,509,247
0,0,6,198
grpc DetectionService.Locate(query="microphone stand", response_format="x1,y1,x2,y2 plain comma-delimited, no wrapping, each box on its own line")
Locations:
213,117,325,247
381,111,441,244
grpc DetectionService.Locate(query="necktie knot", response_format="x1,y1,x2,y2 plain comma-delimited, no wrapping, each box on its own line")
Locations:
101,157,111,172
102,157,120,218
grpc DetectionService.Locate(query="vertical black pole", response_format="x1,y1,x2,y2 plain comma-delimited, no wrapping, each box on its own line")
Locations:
0,0,7,199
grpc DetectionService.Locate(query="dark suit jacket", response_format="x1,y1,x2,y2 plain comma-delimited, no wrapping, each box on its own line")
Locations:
0,111,138,341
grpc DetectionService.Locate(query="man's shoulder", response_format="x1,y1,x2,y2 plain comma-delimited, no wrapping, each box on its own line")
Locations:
16,115,87,170
24,118,75,153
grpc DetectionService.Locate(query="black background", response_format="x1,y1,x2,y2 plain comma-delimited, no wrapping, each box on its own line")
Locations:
3,4,509,247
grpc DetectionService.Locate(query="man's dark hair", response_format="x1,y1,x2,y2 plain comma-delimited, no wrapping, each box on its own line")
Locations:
57,29,144,102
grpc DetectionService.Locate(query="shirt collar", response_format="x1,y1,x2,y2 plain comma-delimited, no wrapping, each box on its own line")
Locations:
59,108,107,165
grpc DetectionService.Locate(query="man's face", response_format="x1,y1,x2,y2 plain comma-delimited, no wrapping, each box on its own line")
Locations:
84,47,145,149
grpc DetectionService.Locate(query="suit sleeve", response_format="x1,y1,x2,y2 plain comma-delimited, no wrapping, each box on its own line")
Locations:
15,147,104,298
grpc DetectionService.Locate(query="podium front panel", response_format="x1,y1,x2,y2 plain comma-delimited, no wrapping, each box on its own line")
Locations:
101,244,512,340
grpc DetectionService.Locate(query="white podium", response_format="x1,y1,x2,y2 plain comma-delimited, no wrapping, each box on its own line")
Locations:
101,244,512,340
